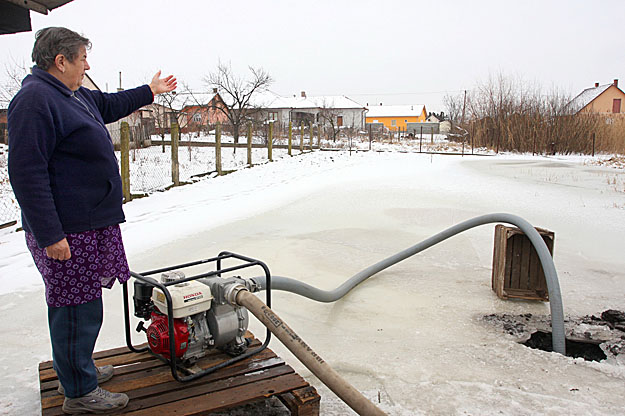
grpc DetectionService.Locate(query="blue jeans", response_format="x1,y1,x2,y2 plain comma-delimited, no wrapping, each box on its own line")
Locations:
48,297,102,398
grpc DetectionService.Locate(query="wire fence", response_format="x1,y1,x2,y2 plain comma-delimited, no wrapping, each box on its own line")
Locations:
1,121,481,227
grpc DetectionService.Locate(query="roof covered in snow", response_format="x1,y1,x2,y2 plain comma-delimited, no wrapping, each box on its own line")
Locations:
568,83,612,113
255,92,366,110
365,104,426,118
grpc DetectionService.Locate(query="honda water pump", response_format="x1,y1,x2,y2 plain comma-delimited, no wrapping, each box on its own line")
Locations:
132,271,252,363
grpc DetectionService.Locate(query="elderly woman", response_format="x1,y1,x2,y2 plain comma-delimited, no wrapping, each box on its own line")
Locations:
8,27,176,414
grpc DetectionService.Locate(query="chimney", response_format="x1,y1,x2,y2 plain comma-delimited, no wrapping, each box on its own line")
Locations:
212,88,218,94
614,79,619,88
301,91,306,98
594,82,599,88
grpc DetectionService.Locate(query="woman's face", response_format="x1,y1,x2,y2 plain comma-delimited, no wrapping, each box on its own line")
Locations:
59,45,90,91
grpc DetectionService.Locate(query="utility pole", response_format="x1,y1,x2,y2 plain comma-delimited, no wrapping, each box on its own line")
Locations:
461,89,467,125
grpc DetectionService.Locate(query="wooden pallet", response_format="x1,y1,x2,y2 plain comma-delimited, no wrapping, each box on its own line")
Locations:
39,334,320,415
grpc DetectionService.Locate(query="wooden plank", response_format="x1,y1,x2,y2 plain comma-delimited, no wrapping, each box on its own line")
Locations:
40,335,319,416
509,234,522,290
519,235,531,290
42,348,279,410
39,344,149,371
39,351,155,382
528,243,540,294
43,361,295,416
120,365,294,413
123,373,309,416
503,229,515,298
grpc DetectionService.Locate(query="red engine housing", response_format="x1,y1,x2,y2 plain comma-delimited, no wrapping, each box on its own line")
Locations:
146,312,189,359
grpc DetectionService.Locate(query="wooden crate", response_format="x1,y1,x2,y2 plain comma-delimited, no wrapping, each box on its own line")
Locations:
39,333,320,415
491,225,554,301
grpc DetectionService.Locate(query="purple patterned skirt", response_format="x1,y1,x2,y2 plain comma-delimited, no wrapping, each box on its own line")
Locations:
26,225,131,308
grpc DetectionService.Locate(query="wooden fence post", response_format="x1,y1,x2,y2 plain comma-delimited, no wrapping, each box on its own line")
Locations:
120,122,131,202
309,122,313,151
268,122,273,162
419,126,423,152
171,121,180,187
431,128,434,144
300,122,304,152
318,125,323,148
592,132,596,157
288,121,292,156
471,123,475,155
215,121,222,175
247,123,253,167
368,124,372,151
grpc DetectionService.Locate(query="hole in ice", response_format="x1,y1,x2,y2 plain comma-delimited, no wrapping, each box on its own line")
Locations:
522,330,607,362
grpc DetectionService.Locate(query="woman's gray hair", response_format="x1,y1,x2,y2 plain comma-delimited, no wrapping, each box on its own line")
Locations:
31,27,91,70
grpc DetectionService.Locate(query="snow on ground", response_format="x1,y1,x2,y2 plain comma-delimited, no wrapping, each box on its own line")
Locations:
1,149,625,415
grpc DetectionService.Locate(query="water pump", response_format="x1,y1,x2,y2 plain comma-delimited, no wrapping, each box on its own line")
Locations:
133,271,251,363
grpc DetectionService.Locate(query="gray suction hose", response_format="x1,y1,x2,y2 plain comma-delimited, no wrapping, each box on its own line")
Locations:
251,213,566,355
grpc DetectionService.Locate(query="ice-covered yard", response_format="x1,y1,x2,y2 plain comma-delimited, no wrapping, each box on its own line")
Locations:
1,150,624,415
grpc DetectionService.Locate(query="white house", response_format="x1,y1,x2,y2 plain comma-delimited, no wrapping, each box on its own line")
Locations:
256,92,367,129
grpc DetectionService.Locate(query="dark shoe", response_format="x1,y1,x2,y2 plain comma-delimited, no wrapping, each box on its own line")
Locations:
58,365,114,395
62,386,129,414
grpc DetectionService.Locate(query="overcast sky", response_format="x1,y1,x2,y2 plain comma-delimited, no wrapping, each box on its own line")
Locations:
1,0,624,112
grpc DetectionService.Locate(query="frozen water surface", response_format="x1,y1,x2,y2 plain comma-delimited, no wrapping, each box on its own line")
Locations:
1,151,624,415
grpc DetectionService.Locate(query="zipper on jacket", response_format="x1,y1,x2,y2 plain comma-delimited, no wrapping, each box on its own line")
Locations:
71,92,112,137
71,92,99,121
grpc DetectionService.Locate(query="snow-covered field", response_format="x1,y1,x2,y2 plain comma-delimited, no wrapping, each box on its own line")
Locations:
1,149,625,415
0,133,477,224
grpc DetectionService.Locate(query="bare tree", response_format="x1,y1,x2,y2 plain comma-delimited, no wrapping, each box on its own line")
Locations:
456,73,601,154
317,99,343,142
443,93,464,125
204,62,273,145
0,57,28,108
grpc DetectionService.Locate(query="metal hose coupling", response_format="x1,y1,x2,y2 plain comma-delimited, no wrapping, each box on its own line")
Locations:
224,283,248,306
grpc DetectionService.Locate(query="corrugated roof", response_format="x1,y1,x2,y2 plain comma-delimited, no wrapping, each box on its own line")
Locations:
568,83,612,113
365,105,425,118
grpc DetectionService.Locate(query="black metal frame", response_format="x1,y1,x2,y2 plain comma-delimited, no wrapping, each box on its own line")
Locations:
122,251,272,382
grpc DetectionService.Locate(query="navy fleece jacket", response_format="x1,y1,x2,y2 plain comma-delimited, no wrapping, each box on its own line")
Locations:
8,67,154,248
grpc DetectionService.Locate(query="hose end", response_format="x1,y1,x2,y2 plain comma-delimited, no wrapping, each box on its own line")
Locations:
224,283,248,306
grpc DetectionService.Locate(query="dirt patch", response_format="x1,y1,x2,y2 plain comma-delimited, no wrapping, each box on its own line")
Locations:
480,310,625,361
586,155,625,169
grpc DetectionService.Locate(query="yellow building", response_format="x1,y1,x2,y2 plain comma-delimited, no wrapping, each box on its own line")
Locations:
571,79,624,115
365,104,427,131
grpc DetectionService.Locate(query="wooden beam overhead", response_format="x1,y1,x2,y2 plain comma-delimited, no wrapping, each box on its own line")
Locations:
4,0,48,14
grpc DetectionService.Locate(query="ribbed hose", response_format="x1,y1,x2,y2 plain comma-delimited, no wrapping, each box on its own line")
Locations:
235,289,387,416
251,213,566,355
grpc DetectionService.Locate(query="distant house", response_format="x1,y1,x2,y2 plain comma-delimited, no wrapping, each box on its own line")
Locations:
569,79,624,115
426,114,441,123
0,108,7,145
82,73,100,92
256,91,367,129
180,93,229,133
365,104,427,131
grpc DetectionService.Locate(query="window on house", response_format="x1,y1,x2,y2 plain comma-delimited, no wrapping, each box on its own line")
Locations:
268,111,278,121
192,113,202,122
613,99,622,114
391,119,396,126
